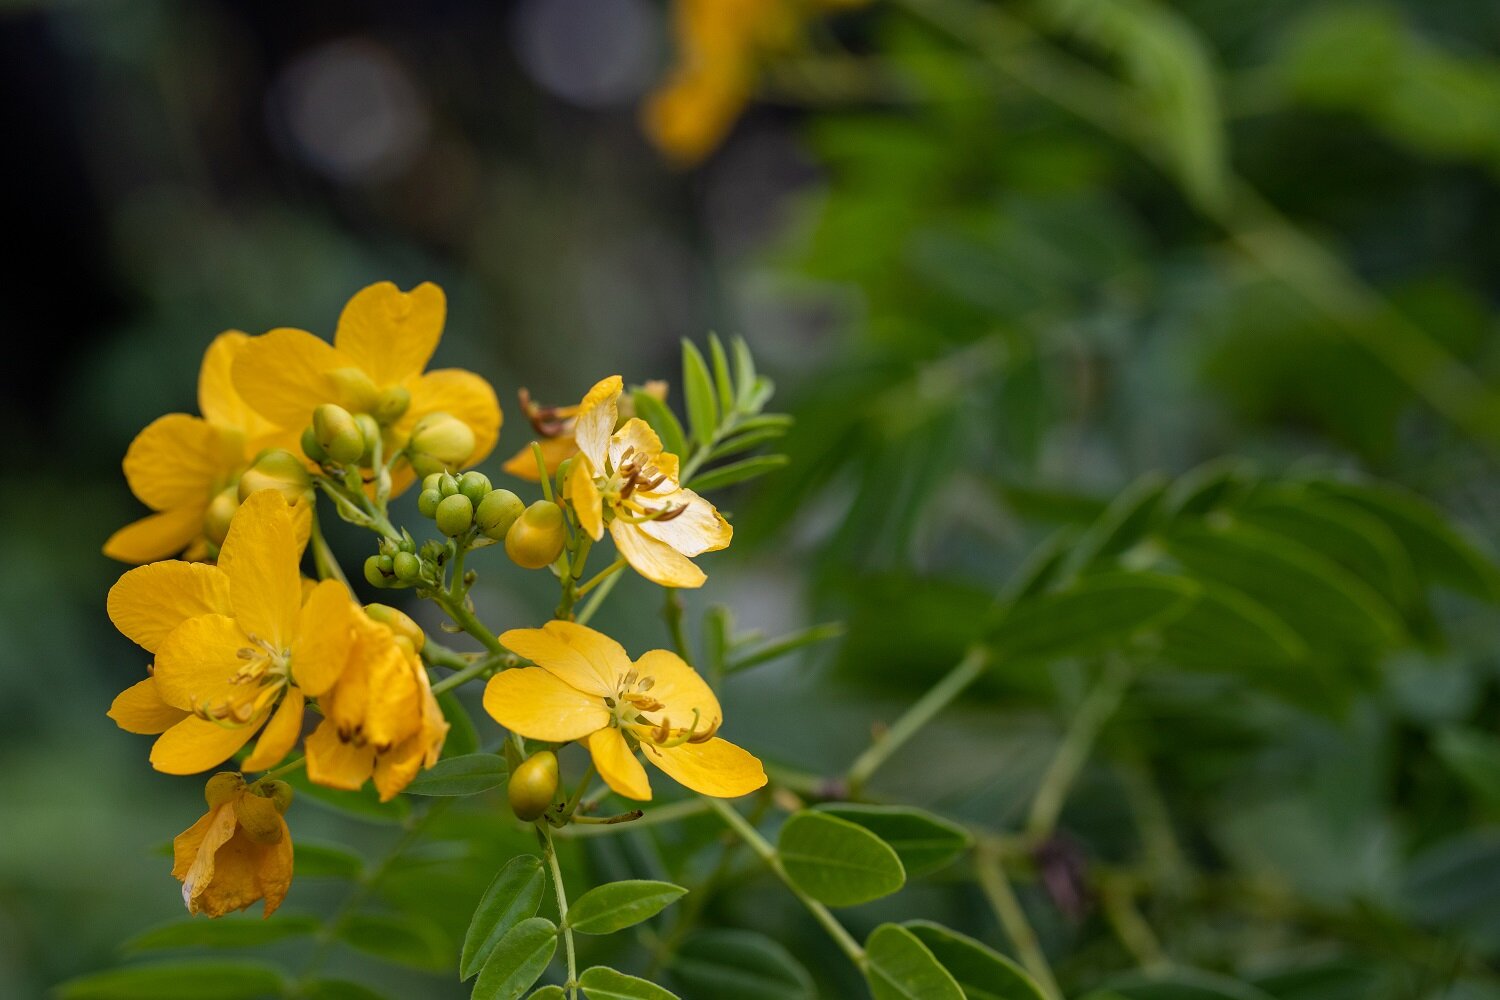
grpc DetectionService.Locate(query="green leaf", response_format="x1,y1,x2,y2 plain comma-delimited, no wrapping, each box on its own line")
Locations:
1162,458,1253,520
681,340,719,449
338,913,450,972
473,917,558,1000
1437,727,1500,809
1082,969,1278,999
437,690,480,756
728,413,792,435
632,388,689,462
990,572,1199,662
864,924,964,1000
814,805,972,877
564,880,687,935
707,425,790,462
667,929,815,1000
461,855,547,980
578,966,681,999
731,336,757,406
703,605,733,680
301,981,393,1000
528,989,568,1000
685,454,788,492
285,770,408,825
905,921,1047,1000
1061,472,1167,575
727,621,844,674
777,810,906,906
56,961,287,1000
708,333,737,417
124,914,319,952
294,840,365,879
403,753,508,797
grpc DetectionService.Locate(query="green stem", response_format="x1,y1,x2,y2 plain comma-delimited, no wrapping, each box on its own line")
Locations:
559,762,596,823
575,568,624,627
250,755,306,783
533,442,555,503
846,645,990,795
975,843,1062,999
432,591,507,658
556,797,710,837
1026,658,1133,842
707,798,867,970
662,588,692,664
576,557,625,598
541,825,578,997
308,513,350,588
430,655,504,695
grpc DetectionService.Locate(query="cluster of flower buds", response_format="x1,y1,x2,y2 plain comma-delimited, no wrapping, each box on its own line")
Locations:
413,470,566,570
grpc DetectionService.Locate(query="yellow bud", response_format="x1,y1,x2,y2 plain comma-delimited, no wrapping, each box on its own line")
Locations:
408,412,477,479
364,603,425,652
234,791,284,844
328,367,381,414
374,385,411,423
505,500,566,569
205,771,245,808
314,404,365,465
204,486,239,547
509,750,559,822
238,449,312,504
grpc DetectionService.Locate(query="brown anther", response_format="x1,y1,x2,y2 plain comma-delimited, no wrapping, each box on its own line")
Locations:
688,718,720,744
656,717,672,743
237,647,256,660
652,503,687,523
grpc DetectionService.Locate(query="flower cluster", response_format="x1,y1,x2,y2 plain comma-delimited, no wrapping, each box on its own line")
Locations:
105,282,764,918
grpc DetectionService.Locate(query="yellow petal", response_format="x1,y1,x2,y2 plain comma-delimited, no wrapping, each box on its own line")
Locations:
241,688,305,772
611,520,706,588
333,281,446,386
109,677,190,734
587,728,652,801
103,506,205,564
481,667,611,742
256,818,295,917
289,580,358,696
573,376,622,470
231,327,347,429
608,418,664,469
633,649,721,729
122,414,237,511
152,613,255,713
322,618,420,750
641,66,751,167
174,801,237,899
642,737,766,798
199,331,279,441
568,460,604,541
107,561,233,654
218,490,302,648
638,484,732,556
391,368,503,495
497,621,631,698
305,718,376,790
151,715,260,774
503,435,578,482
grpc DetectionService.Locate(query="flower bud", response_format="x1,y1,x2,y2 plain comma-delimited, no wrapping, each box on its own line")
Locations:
422,472,444,494
355,413,381,465
436,494,474,537
238,449,312,504
458,471,492,506
300,425,327,463
263,780,294,814
505,500,566,569
364,555,393,588
439,473,459,497
234,792,284,844
407,412,477,479
314,404,365,465
393,551,421,582
509,750,559,822
364,603,425,652
417,489,442,518
328,367,381,414
204,486,239,547
205,771,245,808
476,489,525,540
374,385,411,424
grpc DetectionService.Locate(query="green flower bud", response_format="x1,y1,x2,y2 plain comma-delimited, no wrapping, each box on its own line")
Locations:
417,488,442,518
364,603,425,653
439,473,459,497
364,555,392,588
407,412,477,479
205,771,245,809
234,792,284,844
374,385,411,423
459,471,493,506
355,413,381,465
422,472,444,494
314,403,365,465
436,494,474,537
476,488,525,540
393,551,421,582
505,500,566,569
300,425,327,464
204,486,239,547
509,750,559,822
238,449,312,504
328,367,381,414
377,554,394,574
263,780,294,814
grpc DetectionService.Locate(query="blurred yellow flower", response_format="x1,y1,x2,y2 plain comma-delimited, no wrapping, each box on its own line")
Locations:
566,375,731,588
104,332,291,563
304,609,449,801
642,0,867,165
107,490,359,774
483,621,765,801
173,773,292,919
502,380,668,482
231,281,502,495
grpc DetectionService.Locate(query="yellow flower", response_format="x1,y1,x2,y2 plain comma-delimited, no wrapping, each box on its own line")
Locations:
231,281,501,495
107,490,361,775
173,773,293,918
104,332,294,563
503,381,669,483
566,376,731,588
642,0,866,166
304,610,449,801
482,621,765,801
